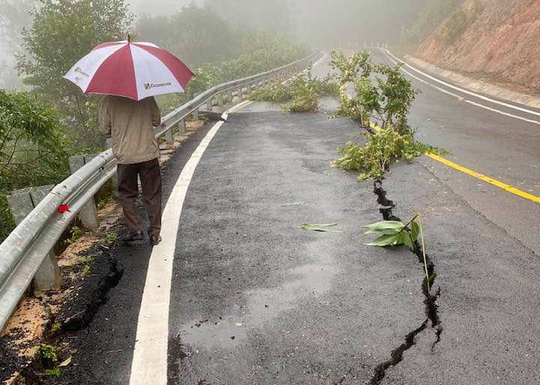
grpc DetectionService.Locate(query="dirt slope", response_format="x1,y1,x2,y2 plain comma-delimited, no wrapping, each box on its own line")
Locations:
417,0,540,94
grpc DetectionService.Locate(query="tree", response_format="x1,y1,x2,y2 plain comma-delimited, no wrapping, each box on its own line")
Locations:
17,0,133,147
136,4,239,67
0,0,35,89
0,89,69,241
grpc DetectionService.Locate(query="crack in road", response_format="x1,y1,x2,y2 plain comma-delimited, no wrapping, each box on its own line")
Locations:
366,181,443,385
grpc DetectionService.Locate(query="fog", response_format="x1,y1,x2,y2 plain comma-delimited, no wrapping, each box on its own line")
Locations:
203,0,428,48
0,0,432,88
127,0,196,16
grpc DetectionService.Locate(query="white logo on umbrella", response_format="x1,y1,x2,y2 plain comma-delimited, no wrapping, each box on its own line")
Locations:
63,40,194,101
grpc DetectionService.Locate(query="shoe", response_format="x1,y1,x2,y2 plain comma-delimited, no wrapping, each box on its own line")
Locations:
123,231,144,243
150,235,162,246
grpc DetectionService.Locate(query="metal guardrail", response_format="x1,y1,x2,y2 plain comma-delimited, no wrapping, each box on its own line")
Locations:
0,52,321,330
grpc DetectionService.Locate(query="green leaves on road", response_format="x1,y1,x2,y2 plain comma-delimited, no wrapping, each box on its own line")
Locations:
363,214,431,291
362,218,419,249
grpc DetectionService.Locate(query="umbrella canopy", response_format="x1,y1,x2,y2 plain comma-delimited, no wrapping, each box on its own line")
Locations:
64,40,195,101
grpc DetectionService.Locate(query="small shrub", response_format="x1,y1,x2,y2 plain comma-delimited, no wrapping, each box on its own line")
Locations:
309,74,341,97
79,256,93,265
332,129,444,180
65,226,83,245
51,322,62,333
38,344,59,362
38,344,59,370
330,50,418,134
105,232,117,244
250,82,292,103
285,78,319,113
44,368,61,377
250,71,339,113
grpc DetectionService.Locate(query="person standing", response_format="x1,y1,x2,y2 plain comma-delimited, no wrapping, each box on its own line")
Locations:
99,95,164,246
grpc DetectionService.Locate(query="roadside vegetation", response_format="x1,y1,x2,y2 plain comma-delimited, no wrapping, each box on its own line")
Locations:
0,0,309,242
249,71,339,112
329,50,445,180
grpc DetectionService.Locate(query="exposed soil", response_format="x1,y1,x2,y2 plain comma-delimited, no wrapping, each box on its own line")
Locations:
0,118,210,384
417,0,540,95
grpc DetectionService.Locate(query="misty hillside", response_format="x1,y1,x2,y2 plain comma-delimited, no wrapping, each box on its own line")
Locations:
416,0,540,94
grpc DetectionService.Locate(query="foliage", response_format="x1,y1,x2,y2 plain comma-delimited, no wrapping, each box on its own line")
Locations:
363,213,431,291
330,50,418,135
311,74,341,98
332,129,441,180
285,84,319,113
154,29,310,114
250,82,292,104
38,344,59,363
51,322,62,333
136,4,239,68
65,226,83,245
106,231,118,244
329,50,446,180
44,368,61,377
363,218,419,248
17,0,133,148
0,0,34,89
250,71,339,113
0,90,70,242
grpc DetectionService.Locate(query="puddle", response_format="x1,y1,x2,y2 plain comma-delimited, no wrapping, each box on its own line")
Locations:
180,244,339,351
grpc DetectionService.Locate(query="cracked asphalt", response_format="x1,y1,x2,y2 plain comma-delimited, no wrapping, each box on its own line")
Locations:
169,103,425,384
43,53,540,384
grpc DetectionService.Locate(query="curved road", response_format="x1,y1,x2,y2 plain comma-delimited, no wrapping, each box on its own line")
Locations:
49,53,540,385
370,48,540,255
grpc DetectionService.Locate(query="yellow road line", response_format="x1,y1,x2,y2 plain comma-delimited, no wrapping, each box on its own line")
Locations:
368,122,540,204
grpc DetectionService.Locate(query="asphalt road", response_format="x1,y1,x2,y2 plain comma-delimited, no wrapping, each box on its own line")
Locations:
369,48,540,255
48,53,540,385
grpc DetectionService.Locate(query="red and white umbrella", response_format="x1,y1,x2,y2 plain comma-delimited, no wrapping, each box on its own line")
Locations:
64,40,195,101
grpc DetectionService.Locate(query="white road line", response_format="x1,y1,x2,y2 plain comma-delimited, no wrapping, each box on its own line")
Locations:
129,57,325,385
382,49,540,119
379,49,540,126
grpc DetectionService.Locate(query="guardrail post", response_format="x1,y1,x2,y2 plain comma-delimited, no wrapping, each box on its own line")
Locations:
206,98,213,112
164,127,174,148
177,119,186,134
7,186,62,291
69,155,100,231
237,87,243,100
192,107,199,121
217,93,224,107
228,90,234,104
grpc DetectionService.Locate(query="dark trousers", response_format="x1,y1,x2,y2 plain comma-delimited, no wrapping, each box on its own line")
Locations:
117,158,162,237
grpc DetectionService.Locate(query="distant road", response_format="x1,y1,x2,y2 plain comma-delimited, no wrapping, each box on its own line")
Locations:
369,48,540,255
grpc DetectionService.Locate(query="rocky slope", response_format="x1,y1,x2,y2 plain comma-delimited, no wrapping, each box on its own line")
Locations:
417,0,540,95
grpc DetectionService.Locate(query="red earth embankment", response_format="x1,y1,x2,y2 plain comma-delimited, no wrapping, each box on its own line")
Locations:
417,0,540,95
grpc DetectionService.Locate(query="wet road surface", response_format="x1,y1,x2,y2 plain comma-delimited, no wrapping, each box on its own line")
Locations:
52,53,540,385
